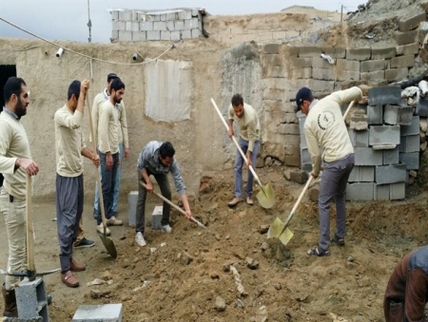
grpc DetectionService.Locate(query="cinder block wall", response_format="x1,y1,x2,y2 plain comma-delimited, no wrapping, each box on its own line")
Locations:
110,8,204,42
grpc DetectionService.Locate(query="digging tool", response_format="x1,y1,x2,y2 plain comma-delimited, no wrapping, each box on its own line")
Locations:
267,100,356,245
0,175,60,279
86,95,117,259
139,181,206,229
210,98,275,209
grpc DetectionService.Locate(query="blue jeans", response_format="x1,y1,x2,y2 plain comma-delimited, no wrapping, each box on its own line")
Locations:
234,138,260,198
94,152,119,225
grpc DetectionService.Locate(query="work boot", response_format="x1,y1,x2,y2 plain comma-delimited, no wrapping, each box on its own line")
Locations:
2,284,17,317
70,258,86,272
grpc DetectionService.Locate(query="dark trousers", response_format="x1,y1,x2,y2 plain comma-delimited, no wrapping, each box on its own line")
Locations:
136,169,171,234
94,152,119,225
56,174,83,273
0,173,3,188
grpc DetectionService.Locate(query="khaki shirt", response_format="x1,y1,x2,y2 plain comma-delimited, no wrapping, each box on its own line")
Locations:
228,103,260,152
98,100,119,154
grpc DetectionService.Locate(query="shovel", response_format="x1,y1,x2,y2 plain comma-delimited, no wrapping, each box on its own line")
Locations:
267,100,356,245
86,95,117,259
139,181,206,229
0,175,60,280
210,98,275,209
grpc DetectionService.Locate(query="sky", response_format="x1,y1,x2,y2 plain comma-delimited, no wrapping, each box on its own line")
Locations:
0,1,359,43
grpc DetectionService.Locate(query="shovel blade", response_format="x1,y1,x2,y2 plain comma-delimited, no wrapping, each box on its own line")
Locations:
278,228,294,246
256,182,275,209
267,217,286,239
98,233,117,259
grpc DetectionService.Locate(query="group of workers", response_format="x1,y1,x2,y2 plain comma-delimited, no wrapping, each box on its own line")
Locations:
0,74,425,320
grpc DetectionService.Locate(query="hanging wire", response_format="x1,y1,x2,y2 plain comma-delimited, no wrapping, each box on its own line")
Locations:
0,16,175,66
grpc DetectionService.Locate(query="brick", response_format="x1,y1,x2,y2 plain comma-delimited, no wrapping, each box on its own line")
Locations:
348,166,375,182
390,182,405,200
400,135,420,153
312,57,335,69
336,59,360,71
383,147,399,164
360,60,387,72
346,183,374,201
132,31,146,41
346,48,371,61
394,30,418,45
368,87,401,105
289,57,312,69
361,70,385,82
390,55,415,69
146,30,161,40
416,98,428,117
140,21,153,31
374,184,390,200
348,129,369,147
322,47,346,58
371,47,396,59
291,67,312,79
263,44,280,54
369,125,401,146
383,105,414,125
354,147,383,166
277,124,299,135
297,46,322,58
375,164,407,184
312,68,336,81
396,43,419,56
385,68,409,82
399,152,420,169
399,12,426,32
401,115,420,135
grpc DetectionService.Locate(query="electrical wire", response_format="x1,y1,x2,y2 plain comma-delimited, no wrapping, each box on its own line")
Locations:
0,16,175,66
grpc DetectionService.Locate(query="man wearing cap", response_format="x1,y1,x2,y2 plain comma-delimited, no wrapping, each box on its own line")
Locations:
295,86,362,257
227,94,261,207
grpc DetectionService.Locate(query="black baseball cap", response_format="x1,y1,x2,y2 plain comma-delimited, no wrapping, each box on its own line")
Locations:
295,87,313,112
107,73,119,82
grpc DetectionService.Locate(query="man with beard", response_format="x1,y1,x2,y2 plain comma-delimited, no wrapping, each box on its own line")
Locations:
54,80,100,287
0,77,39,317
94,78,124,233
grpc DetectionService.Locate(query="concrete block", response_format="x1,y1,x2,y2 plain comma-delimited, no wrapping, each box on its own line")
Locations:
350,114,368,130
146,30,161,40
181,30,191,39
354,147,383,166
166,20,175,31
170,31,180,41
371,47,396,59
160,30,170,40
111,30,119,40
401,115,420,135
383,147,399,164
336,69,360,81
368,86,402,106
285,155,301,167
312,57,335,69
361,70,385,82
128,191,138,226
390,55,415,69
417,97,428,117
132,31,146,41
360,60,387,72
131,10,139,21
130,21,139,32
118,31,132,42
348,166,375,182
191,9,200,17
166,12,177,20
140,21,153,31
419,21,428,43
399,152,420,169
291,67,312,79
178,10,192,20
151,206,163,230
384,105,414,125
420,0,428,12
346,48,371,61
400,135,420,153
72,304,123,322
16,277,48,320
119,10,132,21
297,46,322,58
349,129,369,147
390,182,406,200
322,47,346,58
312,68,336,81
336,59,360,71
111,10,119,21
112,21,124,31
290,57,312,68
385,68,409,82
263,44,280,54
399,12,426,32
191,29,201,38
369,125,401,146
366,105,383,125
310,80,335,93
277,124,299,135
374,184,390,200
396,43,420,56
375,164,407,184
346,183,374,201
300,148,311,164
175,20,184,30
153,21,167,31
394,30,418,45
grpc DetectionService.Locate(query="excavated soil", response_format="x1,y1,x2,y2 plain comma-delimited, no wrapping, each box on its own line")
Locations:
1,164,427,322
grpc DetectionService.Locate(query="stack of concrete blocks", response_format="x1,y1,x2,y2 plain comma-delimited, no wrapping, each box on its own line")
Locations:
110,8,204,42
346,86,419,201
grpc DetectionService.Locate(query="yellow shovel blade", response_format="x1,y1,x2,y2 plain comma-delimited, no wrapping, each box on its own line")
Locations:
256,182,275,209
267,217,286,239
278,227,294,246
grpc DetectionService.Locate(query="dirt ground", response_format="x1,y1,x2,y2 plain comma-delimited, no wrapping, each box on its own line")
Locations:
1,164,427,322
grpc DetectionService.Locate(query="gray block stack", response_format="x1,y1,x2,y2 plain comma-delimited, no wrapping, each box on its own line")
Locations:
110,8,204,42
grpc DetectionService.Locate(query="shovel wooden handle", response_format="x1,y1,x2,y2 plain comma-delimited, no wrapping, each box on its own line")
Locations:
210,98,265,190
26,174,35,280
139,181,206,229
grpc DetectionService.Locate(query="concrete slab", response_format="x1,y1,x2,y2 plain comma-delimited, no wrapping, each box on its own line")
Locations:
72,304,123,322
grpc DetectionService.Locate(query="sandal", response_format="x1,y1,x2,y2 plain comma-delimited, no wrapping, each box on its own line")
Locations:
307,246,330,257
331,235,345,246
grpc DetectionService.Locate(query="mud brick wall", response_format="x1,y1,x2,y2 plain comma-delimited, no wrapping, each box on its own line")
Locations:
110,8,203,42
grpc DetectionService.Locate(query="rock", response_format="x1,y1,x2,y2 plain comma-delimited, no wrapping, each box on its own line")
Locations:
261,242,268,251
347,256,354,262
257,305,268,322
90,289,111,299
236,299,245,308
409,170,417,178
246,257,259,270
421,141,427,152
145,274,157,281
210,272,220,279
283,169,291,180
223,261,234,272
294,292,308,302
308,185,320,201
178,252,193,265
102,271,112,281
258,225,270,234
421,117,427,132
290,169,308,184
214,296,226,312
256,155,264,168
215,234,221,241
265,156,273,166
